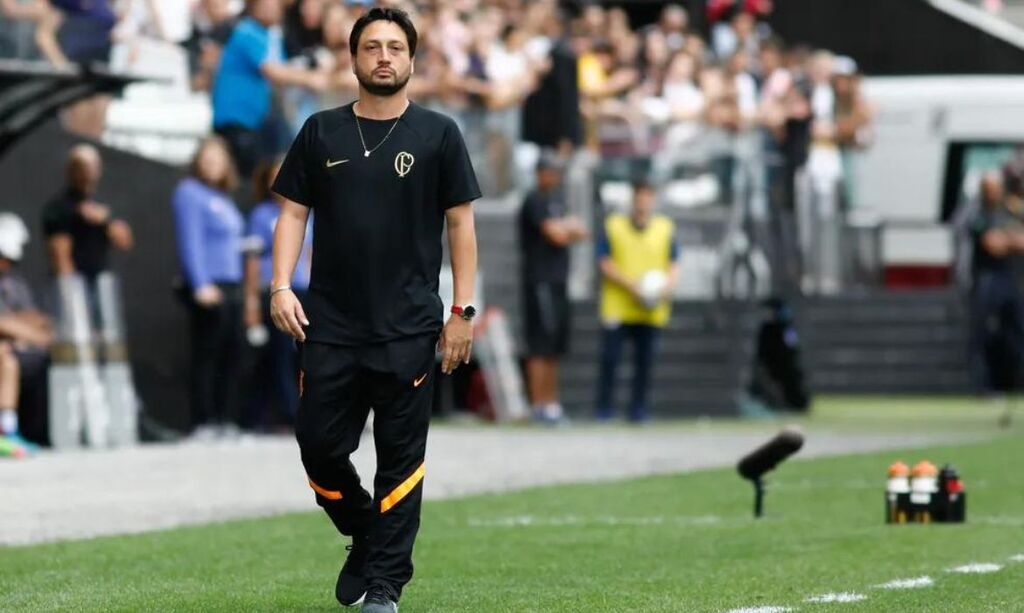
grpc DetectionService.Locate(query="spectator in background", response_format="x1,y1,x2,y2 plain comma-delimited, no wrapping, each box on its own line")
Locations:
518,152,588,424
0,213,53,455
35,0,116,66
833,61,873,207
283,0,324,60
969,172,1024,393
641,4,688,54
35,0,118,138
0,0,45,59
711,5,764,62
313,1,358,108
211,0,326,177
186,0,240,92
521,4,581,157
595,181,680,423
171,136,246,439
662,51,705,148
42,144,134,299
243,157,311,431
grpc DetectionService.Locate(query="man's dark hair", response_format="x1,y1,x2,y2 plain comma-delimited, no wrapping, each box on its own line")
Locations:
349,7,418,57
632,178,654,194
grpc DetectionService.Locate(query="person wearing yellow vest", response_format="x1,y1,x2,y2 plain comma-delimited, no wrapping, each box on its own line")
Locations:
596,181,680,422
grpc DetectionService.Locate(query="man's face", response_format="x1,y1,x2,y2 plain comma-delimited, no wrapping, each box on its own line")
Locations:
69,149,102,193
353,20,413,97
536,167,561,191
661,5,687,32
632,187,655,222
250,0,282,27
981,174,1005,207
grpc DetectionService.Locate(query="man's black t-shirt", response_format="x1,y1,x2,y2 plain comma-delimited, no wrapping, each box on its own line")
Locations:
41,188,111,278
518,189,569,284
272,102,481,346
972,206,1015,276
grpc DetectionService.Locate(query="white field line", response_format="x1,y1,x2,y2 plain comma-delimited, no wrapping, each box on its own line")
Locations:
724,607,794,613
948,563,1003,574
1010,554,1024,562
467,514,723,528
875,576,934,589
805,592,867,603
974,516,1024,527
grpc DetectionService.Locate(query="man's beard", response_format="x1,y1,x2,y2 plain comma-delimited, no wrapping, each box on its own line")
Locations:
355,67,411,96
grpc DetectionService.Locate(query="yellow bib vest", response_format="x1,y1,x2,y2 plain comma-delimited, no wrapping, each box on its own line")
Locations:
599,213,675,327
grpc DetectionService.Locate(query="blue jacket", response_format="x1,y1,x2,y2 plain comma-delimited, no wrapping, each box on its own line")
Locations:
172,177,245,288
248,201,312,291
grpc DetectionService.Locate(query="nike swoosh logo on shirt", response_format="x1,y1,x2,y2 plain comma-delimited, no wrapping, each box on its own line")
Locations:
413,373,428,388
325,159,349,168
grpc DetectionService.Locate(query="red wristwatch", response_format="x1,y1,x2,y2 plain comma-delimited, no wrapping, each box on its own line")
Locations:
451,305,477,321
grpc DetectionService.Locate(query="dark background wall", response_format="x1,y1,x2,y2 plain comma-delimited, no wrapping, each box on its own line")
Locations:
0,120,192,431
768,0,1024,75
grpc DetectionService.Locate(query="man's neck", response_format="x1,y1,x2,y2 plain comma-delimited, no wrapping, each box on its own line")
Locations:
355,92,410,120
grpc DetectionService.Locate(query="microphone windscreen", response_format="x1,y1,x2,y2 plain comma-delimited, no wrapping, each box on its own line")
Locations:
737,427,805,480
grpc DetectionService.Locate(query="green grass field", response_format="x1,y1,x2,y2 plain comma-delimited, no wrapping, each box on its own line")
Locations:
3,398,1024,612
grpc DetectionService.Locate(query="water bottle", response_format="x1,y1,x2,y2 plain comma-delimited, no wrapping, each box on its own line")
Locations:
909,460,938,523
885,460,911,524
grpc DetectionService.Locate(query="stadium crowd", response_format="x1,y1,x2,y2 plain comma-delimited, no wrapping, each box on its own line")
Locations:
0,0,878,453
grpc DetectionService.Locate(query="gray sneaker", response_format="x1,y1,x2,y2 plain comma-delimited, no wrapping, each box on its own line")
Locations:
361,585,398,613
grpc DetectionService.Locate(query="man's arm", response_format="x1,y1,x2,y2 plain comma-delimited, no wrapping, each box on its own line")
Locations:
269,200,310,341
261,62,327,91
540,217,588,247
107,219,134,250
981,228,1011,257
599,256,640,299
0,313,52,348
46,234,75,276
35,3,69,67
440,203,476,374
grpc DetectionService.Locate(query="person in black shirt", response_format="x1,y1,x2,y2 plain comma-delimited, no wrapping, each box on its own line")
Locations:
269,8,480,612
41,144,134,332
42,145,133,281
970,172,1024,393
518,152,587,424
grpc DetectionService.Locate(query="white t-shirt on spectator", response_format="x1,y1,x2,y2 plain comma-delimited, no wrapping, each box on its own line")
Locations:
662,81,704,144
486,43,529,83
118,0,192,43
664,81,704,115
734,72,758,119
811,82,835,122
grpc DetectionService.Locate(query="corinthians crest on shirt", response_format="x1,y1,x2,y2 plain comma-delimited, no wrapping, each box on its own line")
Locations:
394,151,415,178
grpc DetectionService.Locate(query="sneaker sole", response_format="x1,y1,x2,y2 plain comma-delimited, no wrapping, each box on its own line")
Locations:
339,592,365,607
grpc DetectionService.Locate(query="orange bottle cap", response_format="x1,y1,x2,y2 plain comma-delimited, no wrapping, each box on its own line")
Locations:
911,460,937,477
888,461,910,477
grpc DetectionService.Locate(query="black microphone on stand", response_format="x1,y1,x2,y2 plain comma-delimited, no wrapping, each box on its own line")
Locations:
737,427,805,518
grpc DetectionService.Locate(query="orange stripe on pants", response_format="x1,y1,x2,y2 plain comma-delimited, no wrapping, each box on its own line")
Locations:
380,462,425,513
308,477,343,500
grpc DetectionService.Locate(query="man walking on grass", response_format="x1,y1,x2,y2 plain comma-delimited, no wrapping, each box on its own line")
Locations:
268,8,481,612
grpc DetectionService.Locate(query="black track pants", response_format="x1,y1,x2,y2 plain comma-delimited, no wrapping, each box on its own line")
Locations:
295,334,436,599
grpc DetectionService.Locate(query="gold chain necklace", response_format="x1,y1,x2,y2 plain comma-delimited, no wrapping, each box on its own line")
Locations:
353,101,406,158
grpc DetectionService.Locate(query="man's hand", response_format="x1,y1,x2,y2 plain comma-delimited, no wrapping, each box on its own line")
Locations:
108,219,133,250
564,216,589,241
438,315,473,375
193,284,223,308
270,289,309,342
